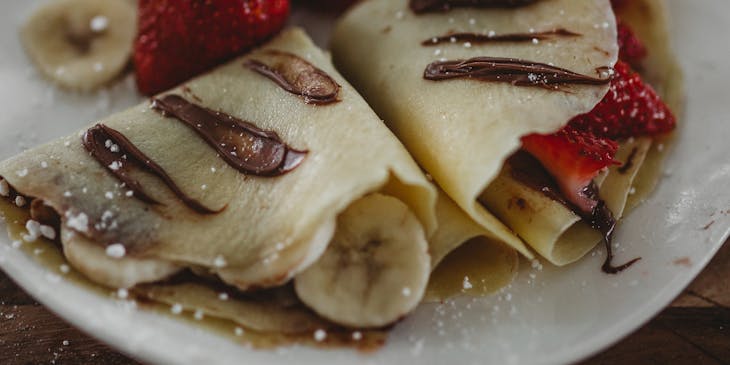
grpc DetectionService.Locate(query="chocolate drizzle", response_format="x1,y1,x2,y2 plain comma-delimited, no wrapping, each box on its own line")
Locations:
152,94,307,176
424,57,613,90
82,124,222,214
593,201,641,274
30,199,61,230
422,29,580,46
581,182,640,274
244,50,341,105
506,151,640,274
410,0,539,13
617,147,639,174
506,151,567,206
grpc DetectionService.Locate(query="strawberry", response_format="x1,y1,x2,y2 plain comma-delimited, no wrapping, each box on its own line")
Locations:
135,0,290,96
521,128,618,213
567,61,676,140
617,21,647,68
520,60,675,213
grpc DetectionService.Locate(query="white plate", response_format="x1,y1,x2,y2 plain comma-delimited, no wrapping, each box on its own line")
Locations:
1,1,729,364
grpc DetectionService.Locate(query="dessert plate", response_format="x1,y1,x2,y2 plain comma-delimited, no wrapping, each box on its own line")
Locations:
0,1,728,364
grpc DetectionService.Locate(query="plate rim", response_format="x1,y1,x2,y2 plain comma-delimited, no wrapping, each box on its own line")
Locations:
1,0,728,364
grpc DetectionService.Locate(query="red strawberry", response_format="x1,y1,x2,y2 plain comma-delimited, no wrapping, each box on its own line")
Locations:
521,128,618,213
520,61,676,213
135,0,290,96
567,61,676,140
617,21,647,68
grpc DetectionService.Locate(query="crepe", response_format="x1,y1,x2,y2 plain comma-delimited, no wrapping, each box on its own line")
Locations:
0,25,530,335
332,0,677,266
425,191,518,301
0,28,439,293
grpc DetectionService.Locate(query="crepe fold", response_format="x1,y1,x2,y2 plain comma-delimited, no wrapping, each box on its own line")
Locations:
0,28,444,292
480,139,650,264
425,191,518,301
331,0,642,265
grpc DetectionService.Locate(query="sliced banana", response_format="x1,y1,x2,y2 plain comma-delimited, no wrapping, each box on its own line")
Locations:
294,193,430,328
20,0,136,91
61,226,181,289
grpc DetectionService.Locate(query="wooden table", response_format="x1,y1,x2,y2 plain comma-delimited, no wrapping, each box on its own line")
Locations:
1,243,728,365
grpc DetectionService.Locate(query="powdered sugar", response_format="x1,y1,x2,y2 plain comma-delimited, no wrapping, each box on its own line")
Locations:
105,243,126,259
313,329,327,342
170,303,183,315
64,211,89,233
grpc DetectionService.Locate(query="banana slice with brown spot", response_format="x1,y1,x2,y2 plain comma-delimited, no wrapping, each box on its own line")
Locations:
294,193,430,328
20,0,136,91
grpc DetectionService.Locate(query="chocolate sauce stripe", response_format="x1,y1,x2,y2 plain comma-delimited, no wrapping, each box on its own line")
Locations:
152,94,307,177
424,56,613,90
410,0,540,14
83,124,222,214
422,29,581,46
244,50,341,105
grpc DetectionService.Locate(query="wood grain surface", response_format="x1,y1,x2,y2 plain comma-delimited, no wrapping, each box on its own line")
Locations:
1,242,728,365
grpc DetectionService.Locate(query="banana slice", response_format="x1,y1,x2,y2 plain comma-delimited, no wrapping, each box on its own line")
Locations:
294,194,430,328
20,0,136,91
61,226,181,289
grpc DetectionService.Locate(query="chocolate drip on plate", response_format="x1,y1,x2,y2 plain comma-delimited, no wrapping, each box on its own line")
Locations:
580,182,640,274
244,50,341,105
152,94,307,177
410,0,539,14
422,29,580,46
424,57,613,90
82,124,222,214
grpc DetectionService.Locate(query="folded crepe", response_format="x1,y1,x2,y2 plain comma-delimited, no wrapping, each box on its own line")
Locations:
0,27,446,327
425,191,518,301
332,0,679,268
128,188,520,337
0,27,522,332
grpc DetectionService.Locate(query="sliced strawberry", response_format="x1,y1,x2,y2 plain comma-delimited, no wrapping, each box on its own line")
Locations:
521,127,618,213
520,61,675,212
135,0,290,96
617,21,648,68
568,61,676,140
